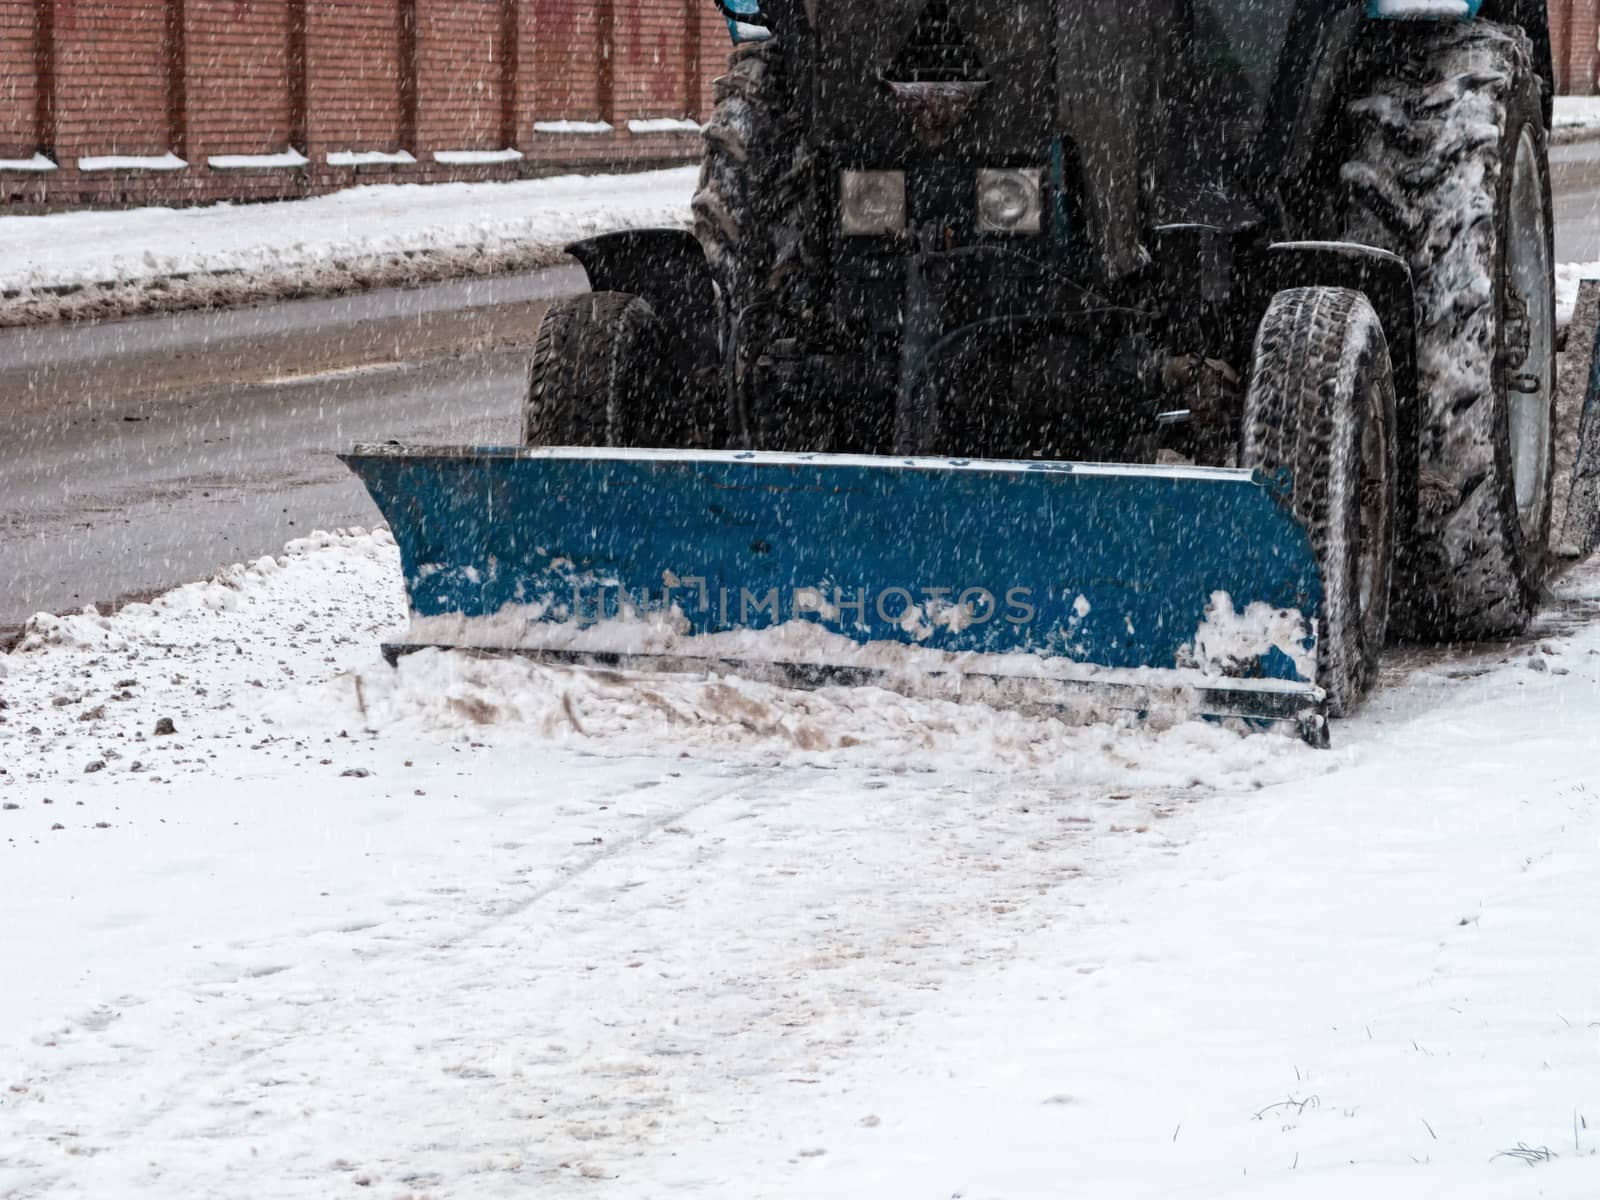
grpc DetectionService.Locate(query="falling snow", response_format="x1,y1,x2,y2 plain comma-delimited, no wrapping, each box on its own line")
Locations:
3,9,1600,1200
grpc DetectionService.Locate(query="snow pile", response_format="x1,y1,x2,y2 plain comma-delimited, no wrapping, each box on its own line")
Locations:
627,119,702,134
0,528,403,789
0,166,698,326
11,532,397,657
326,645,1320,787
433,148,524,165
208,149,311,171
324,149,416,167
1554,95,1600,139
77,152,187,173
0,153,55,172
0,137,1592,327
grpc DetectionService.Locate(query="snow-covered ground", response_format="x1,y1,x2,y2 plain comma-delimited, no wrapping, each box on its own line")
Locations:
0,167,698,324
3,529,1599,1197
1556,95,1600,140
0,168,695,296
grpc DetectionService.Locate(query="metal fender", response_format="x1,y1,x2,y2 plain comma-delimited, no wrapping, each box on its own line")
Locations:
564,228,720,371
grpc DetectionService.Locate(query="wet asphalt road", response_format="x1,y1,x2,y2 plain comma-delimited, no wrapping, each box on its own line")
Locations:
2,143,1598,633
0,269,582,632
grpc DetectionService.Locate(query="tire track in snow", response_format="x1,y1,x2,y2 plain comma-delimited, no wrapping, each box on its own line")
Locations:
3,766,1203,1196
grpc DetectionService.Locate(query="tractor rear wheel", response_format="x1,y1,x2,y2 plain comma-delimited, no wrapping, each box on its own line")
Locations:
1342,22,1556,641
523,292,690,448
1242,287,1398,716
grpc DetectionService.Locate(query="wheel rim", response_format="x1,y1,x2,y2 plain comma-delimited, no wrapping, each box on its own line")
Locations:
1506,127,1554,540
1357,375,1391,655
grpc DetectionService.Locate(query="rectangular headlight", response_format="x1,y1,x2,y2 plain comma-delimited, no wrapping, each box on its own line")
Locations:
977,168,1043,235
839,170,907,236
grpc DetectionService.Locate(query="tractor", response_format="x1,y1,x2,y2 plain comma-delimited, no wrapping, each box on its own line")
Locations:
347,1,1561,739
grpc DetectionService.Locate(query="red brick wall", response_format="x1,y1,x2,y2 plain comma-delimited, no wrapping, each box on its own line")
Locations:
187,0,294,156
0,2,38,158
1555,0,1600,95
617,0,691,122
53,0,172,158
528,0,603,123
306,0,405,154
694,3,726,116
0,0,728,207
416,0,505,152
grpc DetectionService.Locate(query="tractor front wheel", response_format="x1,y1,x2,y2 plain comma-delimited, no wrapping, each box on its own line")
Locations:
523,292,694,449
1242,287,1398,716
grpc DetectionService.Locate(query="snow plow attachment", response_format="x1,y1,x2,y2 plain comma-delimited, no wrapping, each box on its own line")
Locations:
342,446,1331,745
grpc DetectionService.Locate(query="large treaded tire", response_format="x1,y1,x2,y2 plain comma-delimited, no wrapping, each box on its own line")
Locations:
694,41,790,313
693,39,825,450
523,292,689,448
1342,22,1555,641
1243,288,1398,716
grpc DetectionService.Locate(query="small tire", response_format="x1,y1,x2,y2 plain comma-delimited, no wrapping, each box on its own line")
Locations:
1342,22,1556,640
1243,288,1398,716
523,292,691,449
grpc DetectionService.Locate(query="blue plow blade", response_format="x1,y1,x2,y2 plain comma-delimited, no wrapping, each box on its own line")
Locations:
340,446,1331,745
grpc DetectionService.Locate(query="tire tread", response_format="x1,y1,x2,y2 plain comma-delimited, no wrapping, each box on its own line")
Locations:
1342,22,1553,639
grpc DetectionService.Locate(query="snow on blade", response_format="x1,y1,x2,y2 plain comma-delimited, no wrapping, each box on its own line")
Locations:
2,528,1318,785
1177,590,1317,683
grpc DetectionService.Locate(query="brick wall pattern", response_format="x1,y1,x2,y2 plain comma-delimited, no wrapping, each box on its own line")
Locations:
0,0,733,208
1554,0,1600,96
0,1,1596,210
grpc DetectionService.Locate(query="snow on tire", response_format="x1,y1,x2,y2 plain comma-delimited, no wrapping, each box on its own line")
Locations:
523,292,682,448
1243,288,1398,716
693,40,831,450
1343,22,1556,641
694,41,788,311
